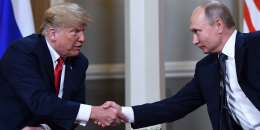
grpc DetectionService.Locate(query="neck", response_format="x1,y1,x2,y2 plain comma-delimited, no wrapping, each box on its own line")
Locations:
218,28,236,54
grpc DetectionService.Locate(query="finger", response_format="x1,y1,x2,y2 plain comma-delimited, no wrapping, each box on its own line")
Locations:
110,123,117,127
118,111,129,123
22,127,29,130
95,121,103,127
97,122,103,126
22,126,33,130
102,101,113,109
111,102,121,110
102,118,110,127
115,117,121,125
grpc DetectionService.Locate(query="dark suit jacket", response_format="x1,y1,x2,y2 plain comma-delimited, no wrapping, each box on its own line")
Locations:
0,34,88,129
132,31,260,129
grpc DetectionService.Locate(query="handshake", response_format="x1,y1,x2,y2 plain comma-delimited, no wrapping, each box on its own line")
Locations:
22,101,128,130
90,101,129,128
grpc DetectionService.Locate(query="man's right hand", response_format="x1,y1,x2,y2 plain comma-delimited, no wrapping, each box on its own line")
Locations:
90,102,128,128
102,101,128,122
91,101,128,128
22,126,45,130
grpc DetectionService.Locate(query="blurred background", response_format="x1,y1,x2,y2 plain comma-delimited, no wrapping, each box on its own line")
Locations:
7,0,246,130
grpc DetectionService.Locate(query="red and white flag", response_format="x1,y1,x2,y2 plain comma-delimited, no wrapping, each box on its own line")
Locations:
243,0,260,32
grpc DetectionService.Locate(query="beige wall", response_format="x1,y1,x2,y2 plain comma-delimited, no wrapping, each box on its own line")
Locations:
30,0,50,33
74,0,241,130
32,0,243,130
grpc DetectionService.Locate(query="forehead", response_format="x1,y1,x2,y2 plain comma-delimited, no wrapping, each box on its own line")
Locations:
61,23,87,30
190,8,208,29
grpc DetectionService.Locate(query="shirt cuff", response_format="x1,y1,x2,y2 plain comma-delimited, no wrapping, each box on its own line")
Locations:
40,124,51,130
75,104,92,126
122,106,135,123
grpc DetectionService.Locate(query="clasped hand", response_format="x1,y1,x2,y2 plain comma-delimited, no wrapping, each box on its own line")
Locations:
22,101,127,129
90,101,128,128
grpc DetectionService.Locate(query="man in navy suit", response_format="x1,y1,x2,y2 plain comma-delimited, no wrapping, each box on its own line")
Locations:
100,1,260,130
0,2,127,130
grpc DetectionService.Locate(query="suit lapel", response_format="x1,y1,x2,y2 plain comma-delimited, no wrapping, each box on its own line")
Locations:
200,54,221,129
234,31,246,80
62,58,74,100
212,56,222,124
37,37,79,99
234,32,260,110
36,35,55,93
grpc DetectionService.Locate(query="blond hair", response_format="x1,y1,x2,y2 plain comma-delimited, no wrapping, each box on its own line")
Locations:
40,2,90,36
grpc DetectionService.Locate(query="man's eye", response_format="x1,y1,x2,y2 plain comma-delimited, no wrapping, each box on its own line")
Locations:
71,29,80,35
73,29,80,33
194,30,201,33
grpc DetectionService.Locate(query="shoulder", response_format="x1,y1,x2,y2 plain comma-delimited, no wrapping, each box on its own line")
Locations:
9,34,45,53
73,53,88,64
237,31,260,48
68,53,89,71
196,54,218,68
245,30,260,38
77,53,89,66
1,34,46,60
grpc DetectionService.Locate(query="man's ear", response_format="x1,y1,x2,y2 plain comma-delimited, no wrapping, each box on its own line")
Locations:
215,18,224,33
47,28,56,42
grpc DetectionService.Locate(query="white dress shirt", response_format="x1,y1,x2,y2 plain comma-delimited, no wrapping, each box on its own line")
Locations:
45,40,91,128
222,30,260,130
122,30,260,129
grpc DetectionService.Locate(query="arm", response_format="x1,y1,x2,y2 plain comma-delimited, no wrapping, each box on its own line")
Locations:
1,43,79,129
99,78,205,129
131,77,205,128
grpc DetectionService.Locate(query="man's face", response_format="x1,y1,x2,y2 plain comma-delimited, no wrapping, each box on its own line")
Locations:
52,24,86,57
190,8,221,54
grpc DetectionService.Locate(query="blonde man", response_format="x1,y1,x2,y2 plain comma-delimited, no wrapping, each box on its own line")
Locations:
0,3,127,130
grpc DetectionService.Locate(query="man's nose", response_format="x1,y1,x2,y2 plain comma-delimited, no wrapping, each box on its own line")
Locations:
79,31,85,42
193,34,199,45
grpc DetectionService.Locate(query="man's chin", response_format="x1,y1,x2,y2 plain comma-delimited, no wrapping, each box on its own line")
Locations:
67,52,80,57
201,49,209,54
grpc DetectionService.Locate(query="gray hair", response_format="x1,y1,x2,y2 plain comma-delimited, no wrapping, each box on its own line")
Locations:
197,0,235,29
40,2,90,36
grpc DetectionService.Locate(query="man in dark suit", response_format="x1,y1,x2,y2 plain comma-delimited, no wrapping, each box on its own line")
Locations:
0,2,126,130
101,1,260,130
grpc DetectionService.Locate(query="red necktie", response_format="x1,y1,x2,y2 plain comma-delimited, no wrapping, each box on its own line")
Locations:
54,57,64,96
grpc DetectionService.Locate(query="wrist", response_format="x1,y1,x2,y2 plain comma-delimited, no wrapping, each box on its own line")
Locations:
90,106,97,121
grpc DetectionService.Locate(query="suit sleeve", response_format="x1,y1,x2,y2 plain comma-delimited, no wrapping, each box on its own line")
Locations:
73,72,86,104
0,43,80,129
131,71,205,129
69,65,88,129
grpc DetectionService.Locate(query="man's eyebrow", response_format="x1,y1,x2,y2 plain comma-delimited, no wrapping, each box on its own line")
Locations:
191,28,201,32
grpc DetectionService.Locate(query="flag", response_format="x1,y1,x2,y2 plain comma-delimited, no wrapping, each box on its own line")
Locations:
0,0,35,58
243,0,260,32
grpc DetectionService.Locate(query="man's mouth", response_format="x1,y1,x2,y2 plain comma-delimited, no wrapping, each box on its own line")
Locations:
75,46,82,50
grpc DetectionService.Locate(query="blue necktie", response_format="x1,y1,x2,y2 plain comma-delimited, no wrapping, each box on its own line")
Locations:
219,53,232,130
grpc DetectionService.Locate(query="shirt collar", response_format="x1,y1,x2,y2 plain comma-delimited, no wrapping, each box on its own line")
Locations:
46,39,60,63
221,30,237,59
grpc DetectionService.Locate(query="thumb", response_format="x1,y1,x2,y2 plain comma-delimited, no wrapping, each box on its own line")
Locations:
102,101,113,109
118,111,129,123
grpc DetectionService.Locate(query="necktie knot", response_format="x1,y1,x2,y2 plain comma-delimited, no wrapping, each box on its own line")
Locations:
57,57,64,64
219,53,227,74
219,53,227,62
